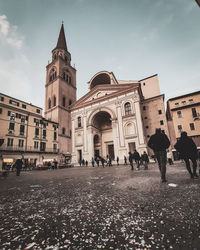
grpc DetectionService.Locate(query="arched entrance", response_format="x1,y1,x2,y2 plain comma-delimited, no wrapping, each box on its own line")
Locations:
92,111,114,159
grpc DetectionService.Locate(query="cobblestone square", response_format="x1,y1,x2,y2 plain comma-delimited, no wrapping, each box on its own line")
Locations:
0,162,200,249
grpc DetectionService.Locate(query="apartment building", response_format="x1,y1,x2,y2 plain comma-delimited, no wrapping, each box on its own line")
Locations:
0,93,59,166
166,91,200,158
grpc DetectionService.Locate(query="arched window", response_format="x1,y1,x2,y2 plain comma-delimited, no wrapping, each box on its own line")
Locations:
62,70,72,84
48,98,51,109
78,117,81,128
125,123,135,135
62,96,66,107
53,96,56,107
49,68,57,82
125,102,131,115
62,127,65,135
69,99,72,106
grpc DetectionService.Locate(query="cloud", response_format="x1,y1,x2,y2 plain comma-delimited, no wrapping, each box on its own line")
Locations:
0,14,23,49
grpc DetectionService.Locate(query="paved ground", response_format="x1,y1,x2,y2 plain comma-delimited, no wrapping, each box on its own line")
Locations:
0,162,200,250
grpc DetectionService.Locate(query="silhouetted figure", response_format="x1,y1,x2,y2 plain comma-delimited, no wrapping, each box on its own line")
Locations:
91,157,95,167
148,128,170,182
85,160,88,167
100,157,105,168
15,159,22,176
116,156,119,166
108,156,112,166
174,131,198,179
124,156,127,165
128,152,134,171
141,151,149,170
133,150,140,170
82,159,85,166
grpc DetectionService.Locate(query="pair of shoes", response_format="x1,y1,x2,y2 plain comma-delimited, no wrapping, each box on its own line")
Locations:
162,179,167,183
193,174,199,179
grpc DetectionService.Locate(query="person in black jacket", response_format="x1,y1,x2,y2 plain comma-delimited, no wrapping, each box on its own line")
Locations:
133,150,140,170
148,128,170,182
15,158,23,176
174,131,198,179
128,152,134,171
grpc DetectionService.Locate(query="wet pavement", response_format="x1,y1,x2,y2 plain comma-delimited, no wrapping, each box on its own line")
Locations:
0,162,200,249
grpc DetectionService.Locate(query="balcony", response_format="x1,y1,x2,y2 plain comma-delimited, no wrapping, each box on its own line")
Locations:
0,145,58,154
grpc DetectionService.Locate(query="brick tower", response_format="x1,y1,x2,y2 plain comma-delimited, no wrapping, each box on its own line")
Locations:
45,24,76,156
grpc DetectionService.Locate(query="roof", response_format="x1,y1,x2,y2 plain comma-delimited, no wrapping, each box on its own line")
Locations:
55,23,67,51
167,90,200,102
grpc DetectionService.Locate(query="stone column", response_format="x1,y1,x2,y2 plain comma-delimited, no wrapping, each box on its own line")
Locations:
83,114,87,152
87,126,94,163
112,119,119,160
116,102,125,147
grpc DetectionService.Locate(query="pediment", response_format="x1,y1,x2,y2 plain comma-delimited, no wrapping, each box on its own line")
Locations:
71,83,139,110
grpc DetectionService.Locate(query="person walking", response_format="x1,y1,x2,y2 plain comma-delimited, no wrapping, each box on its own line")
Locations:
174,131,198,179
124,156,127,165
85,160,88,167
128,152,134,171
91,157,95,168
15,158,23,176
133,150,140,170
100,157,105,168
141,151,149,170
148,128,170,183
116,156,119,166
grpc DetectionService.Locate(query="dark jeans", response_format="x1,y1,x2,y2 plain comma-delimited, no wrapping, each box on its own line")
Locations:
183,156,197,176
155,151,167,181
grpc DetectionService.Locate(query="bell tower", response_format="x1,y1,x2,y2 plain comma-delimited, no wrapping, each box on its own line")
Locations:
45,23,76,155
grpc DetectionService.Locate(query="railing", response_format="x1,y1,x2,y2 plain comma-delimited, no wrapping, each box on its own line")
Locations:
0,144,58,153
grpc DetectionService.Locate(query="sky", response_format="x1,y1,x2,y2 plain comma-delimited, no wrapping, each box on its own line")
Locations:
0,0,199,111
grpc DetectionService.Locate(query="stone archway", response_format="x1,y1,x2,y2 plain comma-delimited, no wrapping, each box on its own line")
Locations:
91,111,114,159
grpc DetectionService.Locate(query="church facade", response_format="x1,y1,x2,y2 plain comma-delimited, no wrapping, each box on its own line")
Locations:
44,24,169,164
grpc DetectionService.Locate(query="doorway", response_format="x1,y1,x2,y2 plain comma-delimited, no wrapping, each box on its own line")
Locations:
108,144,114,160
78,150,82,163
128,142,136,153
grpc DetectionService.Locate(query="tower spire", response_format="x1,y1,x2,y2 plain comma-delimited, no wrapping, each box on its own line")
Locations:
55,23,67,51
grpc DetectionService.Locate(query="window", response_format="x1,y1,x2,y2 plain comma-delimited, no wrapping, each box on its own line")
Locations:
10,112,15,121
143,106,146,111
48,98,51,109
181,101,186,105
53,96,56,107
143,82,145,86
65,56,68,62
62,127,65,135
177,111,182,118
43,129,46,139
190,123,195,131
34,141,39,149
178,125,182,132
7,138,13,147
78,117,81,128
20,125,25,135
189,99,194,104
22,104,26,109
158,110,162,115
145,126,149,129
62,96,66,107
144,117,147,119
49,68,57,81
18,139,24,148
0,96,4,101
124,102,132,115
35,127,39,137
40,142,46,152
54,132,57,141
53,143,57,151
69,130,72,137
36,109,40,114
175,102,179,106
9,122,15,131
192,108,197,118
160,120,164,125
9,99,19,106
0,108,2,114
69,99,72,106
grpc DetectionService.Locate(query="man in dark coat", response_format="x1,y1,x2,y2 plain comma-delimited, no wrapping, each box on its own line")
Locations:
174,131,198,179
15,158,23,176
141,151,149,170
128,152,134,171
148,128,170,182
133,150,140,170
